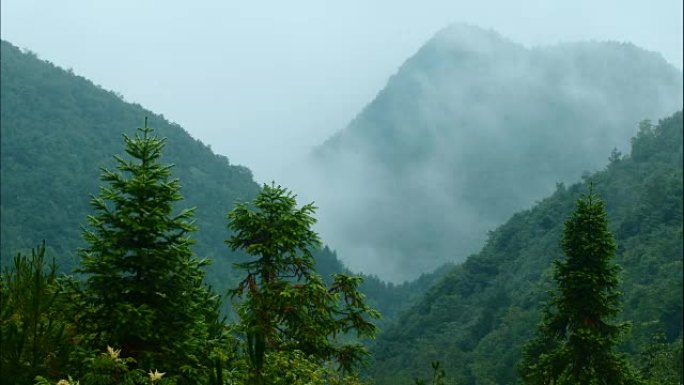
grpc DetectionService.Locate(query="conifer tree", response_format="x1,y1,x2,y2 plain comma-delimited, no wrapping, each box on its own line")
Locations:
226,183,379,385
0,243,71,385
77,119,221,384
519,187,641,384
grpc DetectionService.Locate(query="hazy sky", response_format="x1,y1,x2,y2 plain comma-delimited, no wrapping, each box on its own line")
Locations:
2,1,682,182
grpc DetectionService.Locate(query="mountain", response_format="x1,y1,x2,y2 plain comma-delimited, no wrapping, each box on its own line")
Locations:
288,24,683,282
368,111,683,384
0,41,264,289
0,40,438,321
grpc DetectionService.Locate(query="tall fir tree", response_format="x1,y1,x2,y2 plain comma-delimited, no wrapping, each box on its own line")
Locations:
226,183,379,385
77,119,222,384
519,186,641,384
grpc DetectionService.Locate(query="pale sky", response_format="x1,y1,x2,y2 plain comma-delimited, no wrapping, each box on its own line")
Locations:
2,1,682,182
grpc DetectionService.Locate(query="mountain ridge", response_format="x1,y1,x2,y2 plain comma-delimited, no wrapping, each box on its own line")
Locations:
0,39,258,289
292,24,683,281
0,39,438,320
368,110,683,384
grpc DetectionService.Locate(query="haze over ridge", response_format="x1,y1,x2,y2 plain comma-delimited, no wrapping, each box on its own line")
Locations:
2,1,681,182
282,24,684,282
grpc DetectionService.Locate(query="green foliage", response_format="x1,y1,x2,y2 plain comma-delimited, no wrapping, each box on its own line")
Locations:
639,335,683,385
0,40,260,299
2,36,682,385
260,350,367,385
519,188,641,384
35,346,176,385
0,243,73,385
370,111,683,384
226,183,380,383
34,376,80,385
0,39,436,330
414,361,447,385
215,349,369,385
76,121,222,384
314,246,452,328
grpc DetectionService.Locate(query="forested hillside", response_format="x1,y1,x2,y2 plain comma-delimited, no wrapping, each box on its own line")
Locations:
0,41,432,383
0,41,260,289
0,40,437,319
2,34,682,384
369,111,683,384
292,24,684,281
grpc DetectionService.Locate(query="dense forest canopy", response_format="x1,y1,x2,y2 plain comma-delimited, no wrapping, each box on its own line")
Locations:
1,24,682,384
369,111,683,384
0,39,437,321
1,125,379,384
0,41,259,289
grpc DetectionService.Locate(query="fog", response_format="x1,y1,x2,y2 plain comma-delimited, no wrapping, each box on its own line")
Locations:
2,1,682,281
1,1,681,181
282,24,683,281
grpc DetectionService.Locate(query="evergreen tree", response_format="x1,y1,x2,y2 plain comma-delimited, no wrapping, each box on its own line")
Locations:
77,119,222,384
519,187,641,384
226,183,379,385
0,243,72,385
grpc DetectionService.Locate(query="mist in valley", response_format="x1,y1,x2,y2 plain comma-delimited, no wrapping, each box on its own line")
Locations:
2,1,682,284
3,4,683,384
281,25,683,282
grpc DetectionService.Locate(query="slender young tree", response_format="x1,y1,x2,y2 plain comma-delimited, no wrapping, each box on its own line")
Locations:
77,119,221,384
519,187,641,384
0,243,72,385
226,183,379,385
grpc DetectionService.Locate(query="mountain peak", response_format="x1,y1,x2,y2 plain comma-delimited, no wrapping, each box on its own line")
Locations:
426,23,520,55
298,26,683,281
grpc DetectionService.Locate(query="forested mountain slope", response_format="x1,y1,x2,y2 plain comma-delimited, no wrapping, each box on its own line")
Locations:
369,111,683,384
0,40,438,319
0,40,263,288
293,24,684,281
0,41,259,288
